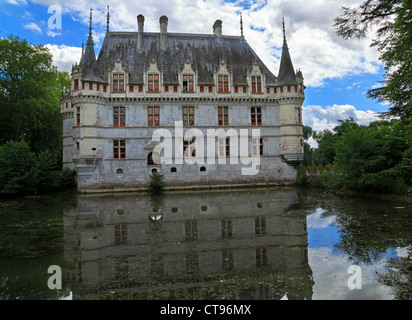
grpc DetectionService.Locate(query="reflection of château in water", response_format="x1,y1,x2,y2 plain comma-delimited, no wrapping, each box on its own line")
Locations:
63,188,313,300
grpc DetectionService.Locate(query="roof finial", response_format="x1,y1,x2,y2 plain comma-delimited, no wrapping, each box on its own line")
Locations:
106,5,110,34
89,9,93,35
282,17,286,41
240,12,244,37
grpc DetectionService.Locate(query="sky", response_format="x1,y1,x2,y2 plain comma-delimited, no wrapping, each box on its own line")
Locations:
0,0,390,142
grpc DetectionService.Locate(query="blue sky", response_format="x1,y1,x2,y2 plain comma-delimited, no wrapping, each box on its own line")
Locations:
0,0,390,136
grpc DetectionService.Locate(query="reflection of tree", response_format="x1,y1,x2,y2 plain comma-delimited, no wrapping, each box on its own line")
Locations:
306,191,411,300
378,251,412,300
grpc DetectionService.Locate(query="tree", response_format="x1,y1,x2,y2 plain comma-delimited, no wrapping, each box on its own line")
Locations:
0,140,37,195
334,0,412,119
0,35,70,160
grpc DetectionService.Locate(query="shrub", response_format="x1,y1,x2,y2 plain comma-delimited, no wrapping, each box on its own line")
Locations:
148,171,165,192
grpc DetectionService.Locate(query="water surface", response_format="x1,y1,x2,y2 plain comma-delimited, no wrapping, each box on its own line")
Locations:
0,187,410,300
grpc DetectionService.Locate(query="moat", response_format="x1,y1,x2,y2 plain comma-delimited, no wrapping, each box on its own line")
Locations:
0,187,410,300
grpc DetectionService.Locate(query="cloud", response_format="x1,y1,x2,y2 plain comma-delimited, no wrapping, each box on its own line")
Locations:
45,44,82,72
24,22,43,34
302,104,380,132
6,0,27,5
31,0,382,88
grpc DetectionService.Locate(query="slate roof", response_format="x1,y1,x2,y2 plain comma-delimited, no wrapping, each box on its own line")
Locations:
79,31,284,86
277,36,298,86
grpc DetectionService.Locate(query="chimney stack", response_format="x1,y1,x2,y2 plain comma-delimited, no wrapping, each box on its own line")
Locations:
213,20,222,39
159,15,168,47
137,14,144,50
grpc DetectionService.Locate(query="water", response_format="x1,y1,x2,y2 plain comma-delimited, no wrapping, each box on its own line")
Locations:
0,187,410,300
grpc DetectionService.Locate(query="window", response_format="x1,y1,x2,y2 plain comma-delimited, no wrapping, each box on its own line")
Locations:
116,168,124,174
97,84,100,91
103,85,107,92
113,107,125,127
243,87,247,93
186,253,199,274
112,74,125,92
82,82,85,90
200,166,206,172
251,76,262,93
218,75,229,93
76,107,80,126
252,138,263,156
288,86,291,92
147,152,157,166
183,74,194,92
185,221,198,241
182,106,194,126
209,86,213,93
170,167,177,172
255,216,266,236
113,140,126,159
218,106,229,126
183,137,196,158
219,137,230,157
74,79,79,90
298,109,302,125
256,247,267,267
222,250,234,271
251,107,262,126
148,74,160,92
222,219,232,239
200,86,204,93
89,83,93,90
147,106,160,127
139,85,143,92
129,85,134,92
164,86,169,92
115,224,127,245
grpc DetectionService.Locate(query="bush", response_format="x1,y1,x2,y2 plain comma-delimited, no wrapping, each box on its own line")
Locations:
0,140,37,195
148,171,165,192
0,140,76,195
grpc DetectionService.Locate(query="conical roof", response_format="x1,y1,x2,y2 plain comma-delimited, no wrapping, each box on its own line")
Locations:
277,19,297,86
80,9,105,83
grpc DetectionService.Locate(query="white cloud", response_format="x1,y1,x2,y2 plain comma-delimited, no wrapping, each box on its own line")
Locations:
45,44,82,73
6,0,27,5
302,104,380,132
33,0,382,88
24,22,43,34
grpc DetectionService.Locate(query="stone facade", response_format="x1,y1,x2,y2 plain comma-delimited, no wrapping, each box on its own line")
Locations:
60,11,305,192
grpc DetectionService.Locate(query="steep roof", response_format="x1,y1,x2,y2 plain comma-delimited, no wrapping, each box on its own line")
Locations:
79,10,105,83
95,32,278,86
277,21,297,86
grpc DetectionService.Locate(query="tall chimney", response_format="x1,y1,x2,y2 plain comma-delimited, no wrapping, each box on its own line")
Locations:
213,20,222,39
137,14,144,50
159,15,168,47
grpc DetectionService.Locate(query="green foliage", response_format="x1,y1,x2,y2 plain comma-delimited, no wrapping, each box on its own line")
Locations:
148,171,165,192
0,140,37,195
307,119,412,194
334,0,412,119
0,35,70,159
0,140,76,195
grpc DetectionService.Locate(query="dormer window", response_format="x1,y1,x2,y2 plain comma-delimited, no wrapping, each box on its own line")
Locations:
218,75,229,93
251,76,262,93
182,74,194,92
148,74,160,92
113,74,125,92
